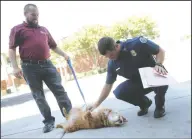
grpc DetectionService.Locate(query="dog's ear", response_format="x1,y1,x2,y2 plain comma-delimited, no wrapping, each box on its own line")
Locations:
122,116,128,122
102,108,112,116
103,110,108,116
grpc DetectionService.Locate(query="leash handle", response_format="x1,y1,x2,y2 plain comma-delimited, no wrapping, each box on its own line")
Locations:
67,58,72,68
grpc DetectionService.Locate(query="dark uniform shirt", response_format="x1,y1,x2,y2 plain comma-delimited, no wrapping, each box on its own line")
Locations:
9,22,57,60
106,36,160,84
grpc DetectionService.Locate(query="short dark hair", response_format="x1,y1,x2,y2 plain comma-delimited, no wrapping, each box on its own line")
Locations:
116,40,121,44
24,4,37,14
97,37,116,55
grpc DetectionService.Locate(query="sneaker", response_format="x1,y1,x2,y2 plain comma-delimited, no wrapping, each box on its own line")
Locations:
154,106,166,118
137,99,152,116
43,122,54,133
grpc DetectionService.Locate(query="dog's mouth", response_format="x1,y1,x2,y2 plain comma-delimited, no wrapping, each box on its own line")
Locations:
108,113,127,126
114,116,124,125
117,118,123,124
102,109,127,126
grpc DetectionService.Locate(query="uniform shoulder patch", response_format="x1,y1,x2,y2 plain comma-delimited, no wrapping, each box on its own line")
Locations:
121,37,139,51
139,36,148,43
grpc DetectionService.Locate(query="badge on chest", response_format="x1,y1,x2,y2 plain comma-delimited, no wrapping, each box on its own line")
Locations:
130,50,137,56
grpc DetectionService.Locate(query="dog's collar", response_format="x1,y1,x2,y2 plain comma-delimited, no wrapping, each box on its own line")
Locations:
102,110,112,126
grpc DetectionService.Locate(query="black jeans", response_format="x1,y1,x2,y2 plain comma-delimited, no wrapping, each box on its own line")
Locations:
113,79,168,109
21,60,72,124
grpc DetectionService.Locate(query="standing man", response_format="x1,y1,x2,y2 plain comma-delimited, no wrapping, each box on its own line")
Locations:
87,36,168,118
8,4,72,133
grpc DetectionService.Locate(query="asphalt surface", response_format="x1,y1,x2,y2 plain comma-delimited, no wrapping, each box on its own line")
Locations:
1,88,50,107
1,79,191,138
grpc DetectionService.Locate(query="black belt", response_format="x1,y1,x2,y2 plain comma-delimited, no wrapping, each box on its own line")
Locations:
22,59,50,64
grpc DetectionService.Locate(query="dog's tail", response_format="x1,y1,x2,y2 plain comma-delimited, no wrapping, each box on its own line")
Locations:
63,107,69,120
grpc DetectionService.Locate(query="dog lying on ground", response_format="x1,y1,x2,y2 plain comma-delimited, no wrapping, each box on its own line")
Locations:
56,107,128,133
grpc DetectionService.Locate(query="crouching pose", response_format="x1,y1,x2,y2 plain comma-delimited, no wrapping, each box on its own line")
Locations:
87,36,168,118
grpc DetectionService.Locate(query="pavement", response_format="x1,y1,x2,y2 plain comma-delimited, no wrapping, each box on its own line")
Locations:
1,76,191,138
1,88,50,107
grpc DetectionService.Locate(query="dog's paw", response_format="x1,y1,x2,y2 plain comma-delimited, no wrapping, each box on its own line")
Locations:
56,124,64,129
56,124,63,128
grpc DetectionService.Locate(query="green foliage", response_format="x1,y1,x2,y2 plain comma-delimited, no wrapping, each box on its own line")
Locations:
51,16,160,70
110,21,129,40
58,24,110,69
62,24,110,52
180,34,191,40
50,51,59,65
59,16,159,54
97,67,107,74
111,16,159,40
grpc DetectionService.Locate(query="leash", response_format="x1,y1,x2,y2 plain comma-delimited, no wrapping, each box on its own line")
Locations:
67,59,87,109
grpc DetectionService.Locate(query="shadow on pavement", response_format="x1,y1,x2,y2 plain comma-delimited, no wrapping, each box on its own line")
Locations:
1,94,191,138
1,109,65,138
1,80,191,108
1,80,191,138
1,88,50,108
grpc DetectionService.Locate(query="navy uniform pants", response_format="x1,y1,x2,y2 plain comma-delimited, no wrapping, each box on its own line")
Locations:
21,60,72,124
113,78,168,109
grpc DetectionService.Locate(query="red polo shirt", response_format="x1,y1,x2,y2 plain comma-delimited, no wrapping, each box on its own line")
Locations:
9,22,57,60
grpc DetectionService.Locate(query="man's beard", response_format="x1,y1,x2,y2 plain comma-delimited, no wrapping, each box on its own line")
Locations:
27,18,38,27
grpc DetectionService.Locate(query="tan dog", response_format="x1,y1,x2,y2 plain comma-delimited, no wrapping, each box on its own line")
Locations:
56,107,128,133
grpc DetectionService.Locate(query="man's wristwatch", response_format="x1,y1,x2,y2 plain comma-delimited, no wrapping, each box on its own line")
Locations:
155,62,163,67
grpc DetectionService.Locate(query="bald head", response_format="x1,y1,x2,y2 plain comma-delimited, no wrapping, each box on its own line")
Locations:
24,4,39,27
24,4,38,14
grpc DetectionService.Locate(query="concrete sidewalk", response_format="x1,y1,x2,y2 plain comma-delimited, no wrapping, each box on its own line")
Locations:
1,80,191,138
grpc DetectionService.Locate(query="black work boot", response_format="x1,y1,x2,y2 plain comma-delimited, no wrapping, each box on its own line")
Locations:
43,122,55,133
154,106,166,118
137,98,152,116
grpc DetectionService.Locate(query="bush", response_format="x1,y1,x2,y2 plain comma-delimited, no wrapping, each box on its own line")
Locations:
97,68,107,74
52,16,159,76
